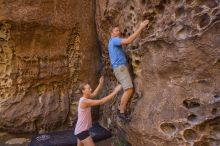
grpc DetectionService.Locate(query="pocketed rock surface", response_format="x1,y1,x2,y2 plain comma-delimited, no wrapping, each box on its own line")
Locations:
0,0,100,133
0,0,220,145
96,0,220,145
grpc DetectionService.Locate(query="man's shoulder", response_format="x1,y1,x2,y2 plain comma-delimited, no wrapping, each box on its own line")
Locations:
109,37,123,44
110,37,122,40
109,37,122,41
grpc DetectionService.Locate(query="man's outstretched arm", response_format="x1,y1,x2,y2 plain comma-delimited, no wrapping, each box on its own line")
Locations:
91,76,104,98
121,20,149,45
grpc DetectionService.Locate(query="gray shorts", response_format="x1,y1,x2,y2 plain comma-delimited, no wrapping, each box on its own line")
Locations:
113,65,133,90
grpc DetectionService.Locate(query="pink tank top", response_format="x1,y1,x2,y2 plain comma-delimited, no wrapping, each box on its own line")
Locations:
74,97,92,135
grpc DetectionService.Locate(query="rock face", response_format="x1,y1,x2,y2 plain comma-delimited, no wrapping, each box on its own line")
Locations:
96,0,220,145
0,0,100,133
0,1,220,145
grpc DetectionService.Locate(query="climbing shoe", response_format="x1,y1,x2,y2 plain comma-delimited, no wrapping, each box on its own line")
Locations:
117,109,131,122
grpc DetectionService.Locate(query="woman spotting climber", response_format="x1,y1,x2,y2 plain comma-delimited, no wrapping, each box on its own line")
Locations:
74,76,122,146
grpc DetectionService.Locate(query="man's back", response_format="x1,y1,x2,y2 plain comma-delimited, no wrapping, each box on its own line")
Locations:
108,37,127,69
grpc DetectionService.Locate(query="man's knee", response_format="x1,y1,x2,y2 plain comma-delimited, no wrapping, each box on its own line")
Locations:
125,87,134,95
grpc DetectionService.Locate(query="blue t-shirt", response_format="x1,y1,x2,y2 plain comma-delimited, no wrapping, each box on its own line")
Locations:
108,37,127,69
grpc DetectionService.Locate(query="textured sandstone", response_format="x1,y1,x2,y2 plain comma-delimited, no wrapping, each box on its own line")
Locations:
96,0,220,145
0,0,100,133
0,1,219,146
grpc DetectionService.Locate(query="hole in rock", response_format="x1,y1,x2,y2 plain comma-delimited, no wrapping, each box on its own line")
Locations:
133,18,136,22
148,16,155,21
160,123,176,135
183,129,198,142
142,12,151,20
127,14,132,20
131,46,137,50
212,9,219,15
216,13,220,20
213,95,220,98
155,2,165,12
211,108,218,115
187,114,198,123
183,98,200,109
134,60,140,66
141,0,146,4
175,6,185,18
197,13,211,28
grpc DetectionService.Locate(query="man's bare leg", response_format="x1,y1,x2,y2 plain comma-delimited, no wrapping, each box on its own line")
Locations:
119,88,134,113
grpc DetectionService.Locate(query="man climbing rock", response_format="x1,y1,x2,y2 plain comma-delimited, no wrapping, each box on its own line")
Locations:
108,20,149,122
